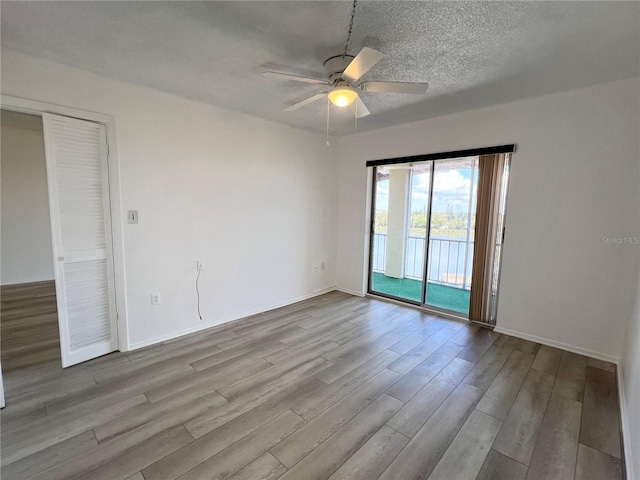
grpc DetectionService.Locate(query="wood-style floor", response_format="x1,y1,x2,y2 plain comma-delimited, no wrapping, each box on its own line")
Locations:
0,290,624,480
1,281,60,372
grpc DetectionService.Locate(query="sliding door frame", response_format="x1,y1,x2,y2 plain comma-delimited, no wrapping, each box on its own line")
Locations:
367,161,472,318
367,145,515,321
367,167,422,307
419,163,436,306
487,158,513,325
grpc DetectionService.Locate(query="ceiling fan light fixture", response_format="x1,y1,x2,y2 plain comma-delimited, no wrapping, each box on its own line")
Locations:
328,87,357,107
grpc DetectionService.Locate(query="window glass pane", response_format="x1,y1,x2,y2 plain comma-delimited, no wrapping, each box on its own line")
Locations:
424,157,478,314
370,164,430,303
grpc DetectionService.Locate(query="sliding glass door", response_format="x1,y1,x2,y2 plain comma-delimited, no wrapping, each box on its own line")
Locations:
424,158,478,314
370,163,431,303
369,153,510,321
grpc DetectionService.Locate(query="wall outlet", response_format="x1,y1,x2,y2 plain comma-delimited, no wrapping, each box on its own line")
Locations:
197,260,205,271
150,293,161,306
321,262,326,272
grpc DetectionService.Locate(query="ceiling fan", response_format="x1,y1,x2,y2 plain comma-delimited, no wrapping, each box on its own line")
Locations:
261,1,429,118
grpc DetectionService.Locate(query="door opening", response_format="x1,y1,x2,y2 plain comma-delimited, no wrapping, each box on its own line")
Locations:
1,109,119,376
368,151,511,323
1,110,62,373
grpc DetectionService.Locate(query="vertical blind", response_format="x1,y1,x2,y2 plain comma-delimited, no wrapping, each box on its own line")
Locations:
469,154,508,324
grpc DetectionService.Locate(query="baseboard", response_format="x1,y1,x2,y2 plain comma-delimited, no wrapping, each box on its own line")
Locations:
1,279,55,289
336,287,365,297
617,367,635,480
127,285,338,351
493,326,619,364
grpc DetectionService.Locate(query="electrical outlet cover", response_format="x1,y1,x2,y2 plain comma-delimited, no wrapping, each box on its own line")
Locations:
151,293,161,306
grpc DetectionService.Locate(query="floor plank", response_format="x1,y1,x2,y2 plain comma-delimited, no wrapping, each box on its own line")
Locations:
476,449,528,480
387,357,473,437
227,452,287,480
552,350,588,402
526,394,582,480
575,443,622,480
428,409,502,480
76,426,193,480
178,411,305,480
456,328,500,363
142,377,322,480
379,382,484,480
277,394,403,480
292,349,400,420
387,327,458,375
0,430,98,480
327,425,409,480
580,365,621,458
530,344,563,375
386,341,463,402
1,282,60,371
271,368,401,468
492,368,555,465
475,349,535,420
462,338,518,390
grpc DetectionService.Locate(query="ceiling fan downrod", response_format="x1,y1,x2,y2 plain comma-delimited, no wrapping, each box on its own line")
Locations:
343,0,358,58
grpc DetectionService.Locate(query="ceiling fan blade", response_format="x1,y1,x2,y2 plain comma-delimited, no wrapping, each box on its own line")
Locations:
355,94,370,118
262,71,329,85
360,81,429,94
284,93,327,111
343,47,385,82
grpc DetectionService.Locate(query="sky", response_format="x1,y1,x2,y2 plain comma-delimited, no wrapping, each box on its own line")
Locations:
376,167,477,214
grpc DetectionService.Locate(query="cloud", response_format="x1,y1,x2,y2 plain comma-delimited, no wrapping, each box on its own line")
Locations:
432,170,472,212
376,168,475,213
375,179,389,210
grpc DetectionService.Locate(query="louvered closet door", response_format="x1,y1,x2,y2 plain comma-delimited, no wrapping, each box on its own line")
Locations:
42,113,118,367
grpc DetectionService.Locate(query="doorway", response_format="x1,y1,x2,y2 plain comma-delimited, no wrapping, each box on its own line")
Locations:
1,111,61,371
368,150,511,323
1,105,124,380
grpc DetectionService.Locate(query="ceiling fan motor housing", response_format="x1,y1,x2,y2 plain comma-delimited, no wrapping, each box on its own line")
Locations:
323,55,355,85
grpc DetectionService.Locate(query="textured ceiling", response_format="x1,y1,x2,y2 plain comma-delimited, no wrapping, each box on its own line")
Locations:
2,1,639,134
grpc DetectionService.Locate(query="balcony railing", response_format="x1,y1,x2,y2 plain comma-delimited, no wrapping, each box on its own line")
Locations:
372,233,387,273
372,233,474,290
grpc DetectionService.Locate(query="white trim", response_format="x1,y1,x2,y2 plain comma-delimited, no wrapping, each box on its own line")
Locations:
336,287,366,297
0,94,130,353
0,95,113,123
617,367,635,480
128,285,338,351
493,326,620,363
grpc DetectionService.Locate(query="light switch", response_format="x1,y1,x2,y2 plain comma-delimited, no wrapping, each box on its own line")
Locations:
128,210,138,224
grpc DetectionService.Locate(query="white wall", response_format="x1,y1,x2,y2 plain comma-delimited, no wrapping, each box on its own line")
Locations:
1,110,55,285
1,49,339,348
336,77,640,363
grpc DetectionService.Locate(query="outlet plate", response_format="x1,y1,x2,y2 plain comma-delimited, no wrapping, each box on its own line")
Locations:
151,293,161,306
321,262,326,271
197,260,205,271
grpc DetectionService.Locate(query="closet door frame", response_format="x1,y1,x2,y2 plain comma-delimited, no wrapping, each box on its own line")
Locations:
1,95,129,357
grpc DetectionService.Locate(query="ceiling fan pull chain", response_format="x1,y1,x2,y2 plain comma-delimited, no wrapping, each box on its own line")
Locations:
326,97,331,146
343,0,357,57
354,98,358,138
